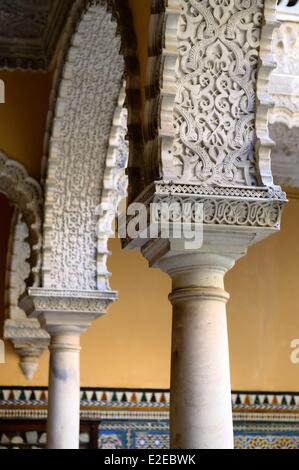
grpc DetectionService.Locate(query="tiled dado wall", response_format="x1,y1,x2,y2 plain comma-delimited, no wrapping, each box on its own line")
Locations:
0,388,299,449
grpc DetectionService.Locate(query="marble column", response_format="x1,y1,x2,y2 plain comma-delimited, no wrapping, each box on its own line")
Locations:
162,252,235,449
46,325,83,449
123,0,286,450
20,288,116,450
140,229,267,449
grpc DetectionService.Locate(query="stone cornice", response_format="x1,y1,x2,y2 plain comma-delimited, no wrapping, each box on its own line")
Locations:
20,288,117,319
277,0,299,22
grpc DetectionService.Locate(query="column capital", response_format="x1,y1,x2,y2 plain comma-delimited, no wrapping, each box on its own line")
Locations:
135,225,268,289
19,287,117,336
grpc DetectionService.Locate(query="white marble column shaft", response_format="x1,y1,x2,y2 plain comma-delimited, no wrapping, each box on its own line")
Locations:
156,251,237,449
46,328,81,449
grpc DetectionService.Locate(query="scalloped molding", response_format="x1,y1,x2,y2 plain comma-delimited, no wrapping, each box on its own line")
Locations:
3,213,49,380
0,152,42,286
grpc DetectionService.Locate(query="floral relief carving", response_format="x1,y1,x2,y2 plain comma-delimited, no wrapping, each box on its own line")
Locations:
172,0,264,186
42,1,125,290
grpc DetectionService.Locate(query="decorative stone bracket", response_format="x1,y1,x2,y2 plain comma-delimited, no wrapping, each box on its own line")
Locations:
0,155,47,380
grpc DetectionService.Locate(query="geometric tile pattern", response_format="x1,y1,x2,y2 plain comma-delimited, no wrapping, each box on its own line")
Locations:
98,421,169,450
1,388,299,410
0,388,299,449
235,435,299,449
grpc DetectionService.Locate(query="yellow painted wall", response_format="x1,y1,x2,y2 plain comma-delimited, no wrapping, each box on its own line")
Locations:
1,200,299,391
0,71,52,179
227,197,299,391
1,3,299,393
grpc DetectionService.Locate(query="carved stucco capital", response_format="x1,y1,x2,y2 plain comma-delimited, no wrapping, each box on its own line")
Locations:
20,288,117,336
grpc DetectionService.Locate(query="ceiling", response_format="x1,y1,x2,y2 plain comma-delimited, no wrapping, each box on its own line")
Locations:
0,0,73,70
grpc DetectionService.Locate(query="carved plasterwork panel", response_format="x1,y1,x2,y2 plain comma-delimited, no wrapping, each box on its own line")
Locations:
142,0,281,199
0,152,42,286
97,84,129,290
42,1,125,290
1,184,48,381
5,213,30,322
172,0,264,186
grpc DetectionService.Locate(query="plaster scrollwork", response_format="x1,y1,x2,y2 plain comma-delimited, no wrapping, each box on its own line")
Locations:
152,195,282,228
144,1,282,191
96,84,129,290
0,170,48,380
137,0,286,238
174,0,264,186
42,1,125,291
20,0,141,331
